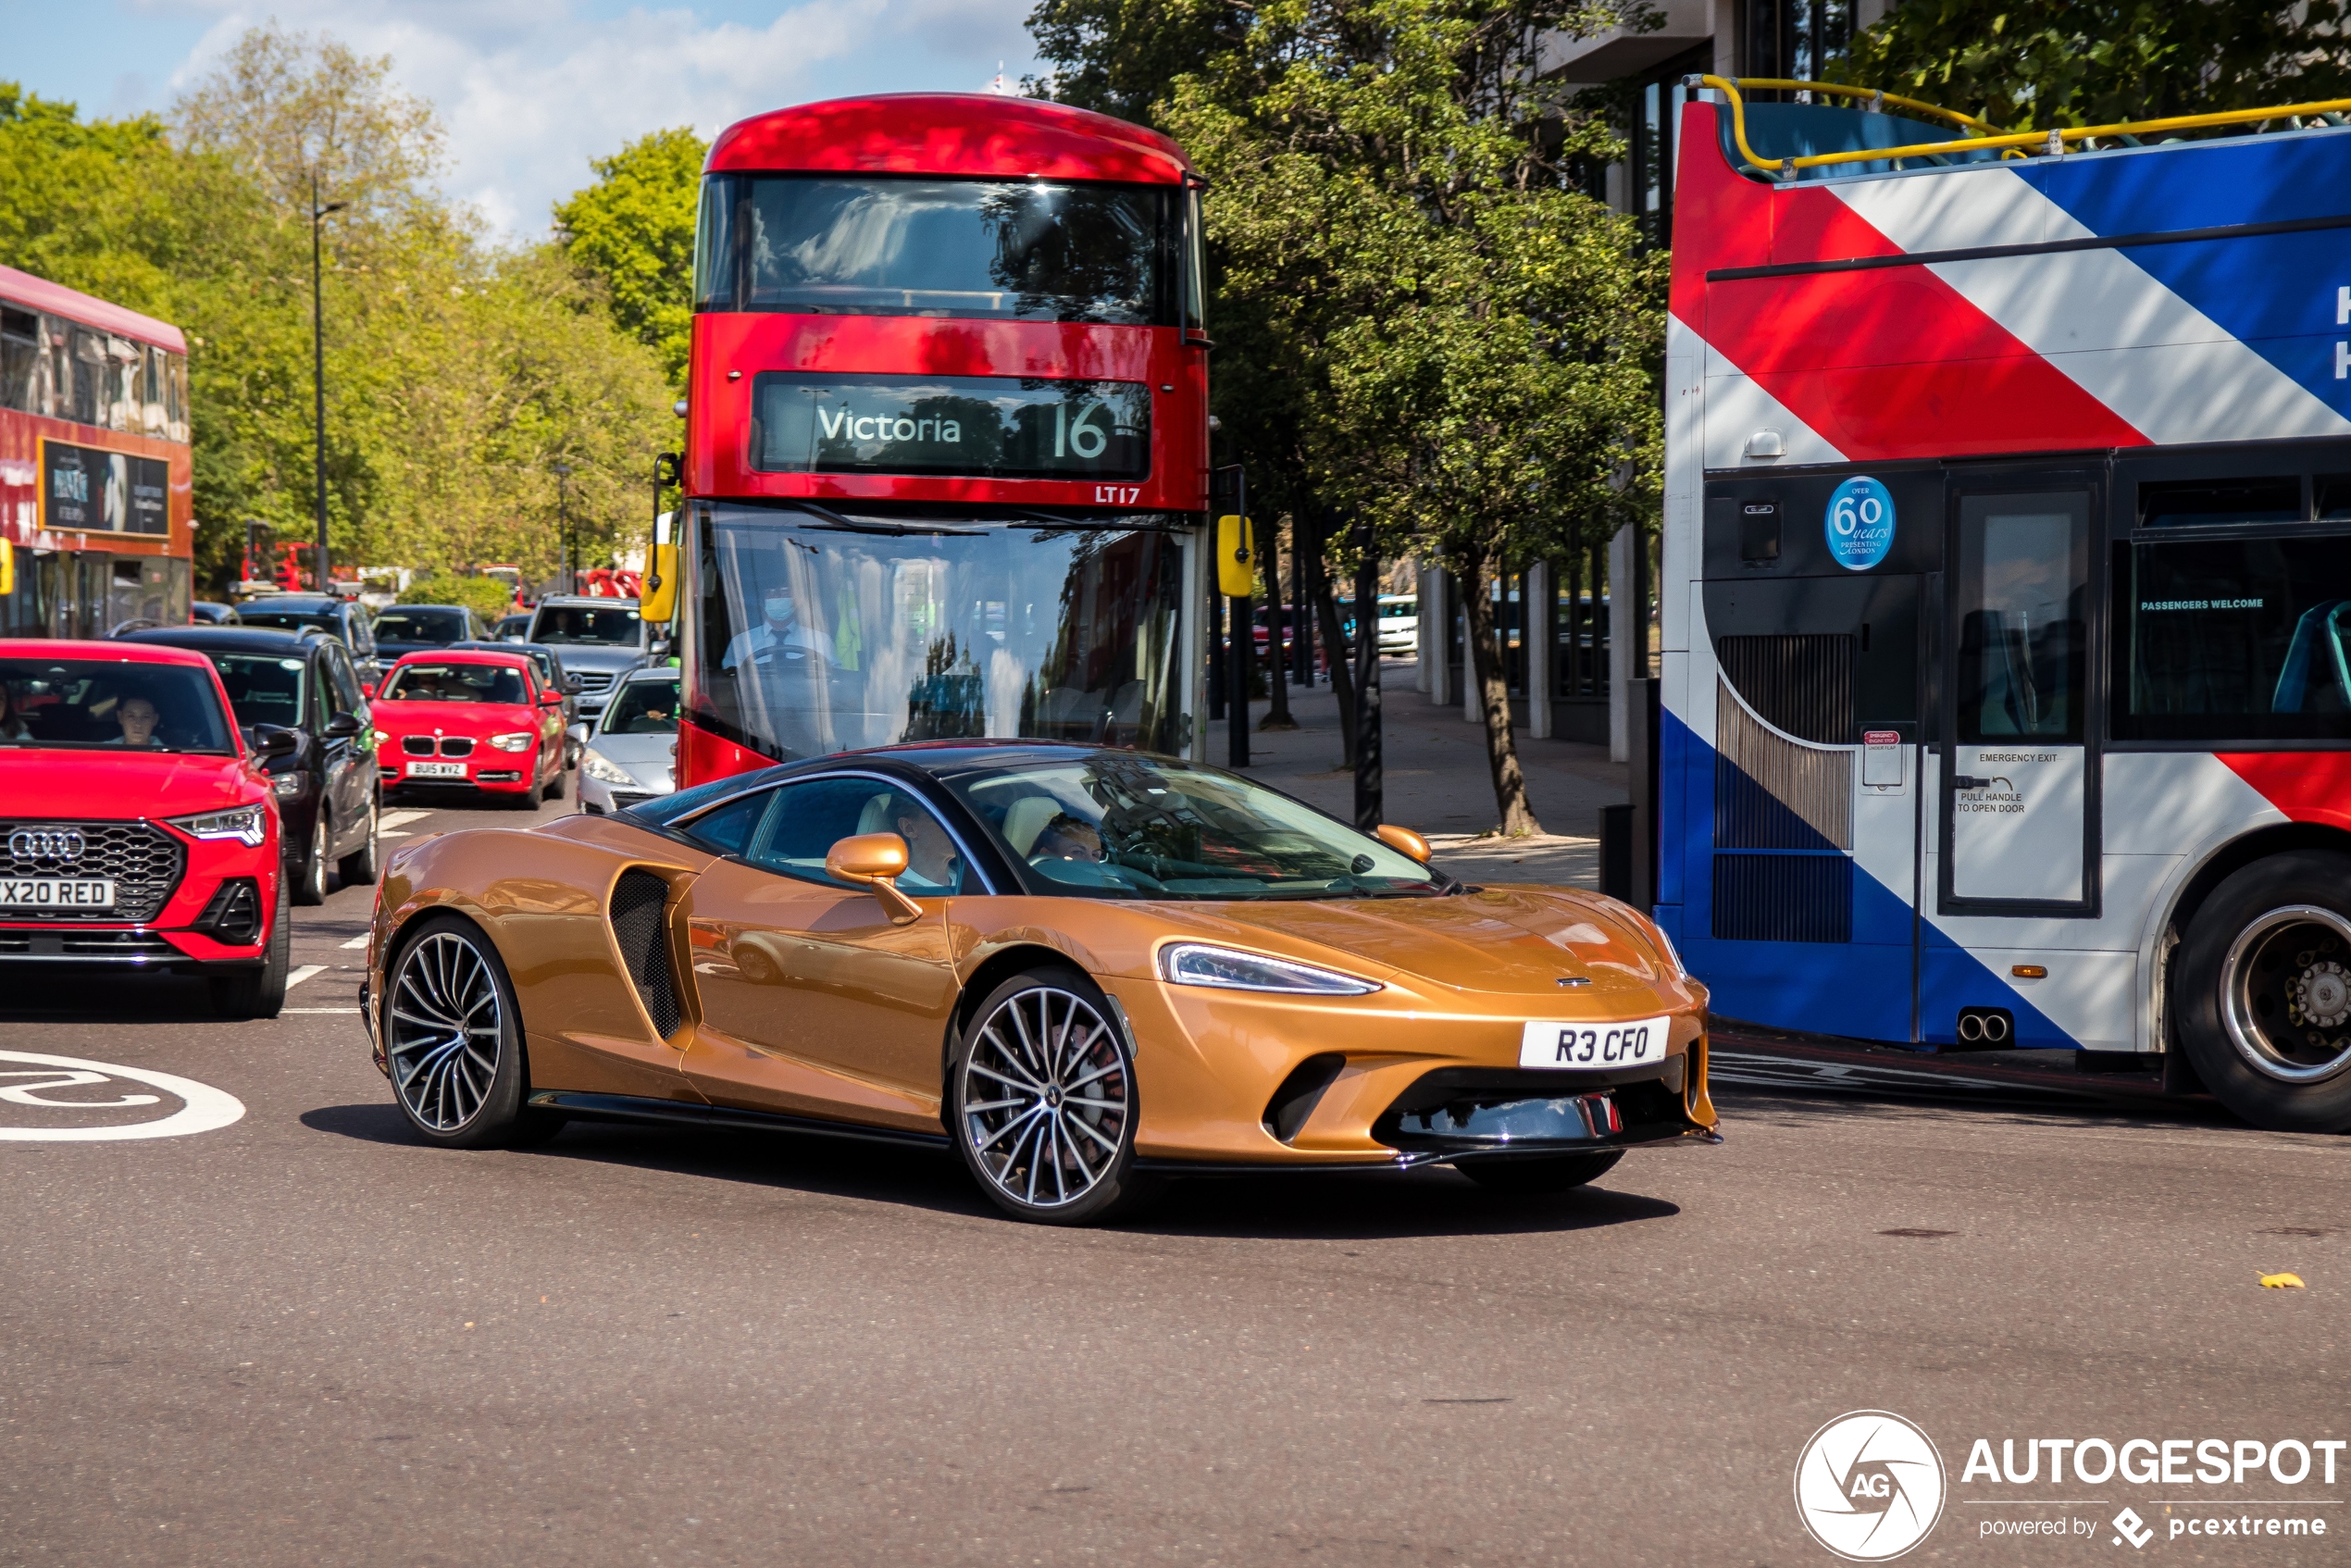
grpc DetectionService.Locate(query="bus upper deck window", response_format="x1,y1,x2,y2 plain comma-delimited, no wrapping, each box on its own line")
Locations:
2139,476,2302,528
2315,476,2351,519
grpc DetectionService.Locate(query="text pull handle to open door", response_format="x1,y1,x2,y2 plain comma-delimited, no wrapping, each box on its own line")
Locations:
1942,481,2099,915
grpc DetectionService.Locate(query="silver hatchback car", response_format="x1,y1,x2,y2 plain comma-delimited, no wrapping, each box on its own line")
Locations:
577,667,678,815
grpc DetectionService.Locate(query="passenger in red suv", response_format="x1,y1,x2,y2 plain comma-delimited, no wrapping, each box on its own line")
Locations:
0,641,294,1017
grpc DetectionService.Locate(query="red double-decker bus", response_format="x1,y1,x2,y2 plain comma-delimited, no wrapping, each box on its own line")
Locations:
0,266,193,637
666,93,1211,786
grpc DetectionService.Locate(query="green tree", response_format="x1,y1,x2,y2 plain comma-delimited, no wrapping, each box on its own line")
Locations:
0,25,676,596
554,127,708,384
1136,0,1662,834
1835,0,2351,130
1026,0,1252,119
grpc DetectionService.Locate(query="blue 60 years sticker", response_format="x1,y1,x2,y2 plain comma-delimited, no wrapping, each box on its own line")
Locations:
1825,477,1896,571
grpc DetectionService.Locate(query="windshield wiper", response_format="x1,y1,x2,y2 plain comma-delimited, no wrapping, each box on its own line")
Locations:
783,500,982,537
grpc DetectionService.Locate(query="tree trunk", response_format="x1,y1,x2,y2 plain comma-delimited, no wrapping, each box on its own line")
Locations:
1462,554,1543,837
1260,519,1296,730
1311,526,1356,768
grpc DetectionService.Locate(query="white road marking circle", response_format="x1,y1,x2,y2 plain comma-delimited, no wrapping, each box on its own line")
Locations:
0,1050,244,1141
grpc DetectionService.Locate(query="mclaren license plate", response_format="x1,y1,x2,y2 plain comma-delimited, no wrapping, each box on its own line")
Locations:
1520,1015,1671,1069
405,760,466,778
0,878,117,909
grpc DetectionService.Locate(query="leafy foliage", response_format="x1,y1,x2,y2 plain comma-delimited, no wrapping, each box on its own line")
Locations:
1042,0,1661,832
1834,0,2351,130
396,573,515,619
554,127,708,384
0,25,674,595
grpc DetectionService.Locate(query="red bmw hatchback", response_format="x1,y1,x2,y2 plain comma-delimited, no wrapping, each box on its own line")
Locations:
371,651,566,806
0,640,292,1016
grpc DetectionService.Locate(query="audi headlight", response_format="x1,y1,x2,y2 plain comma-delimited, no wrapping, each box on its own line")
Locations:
1159,942,1381,995
168,803,267,848
271,773,305,799
580,749,634,785
489,731,536,753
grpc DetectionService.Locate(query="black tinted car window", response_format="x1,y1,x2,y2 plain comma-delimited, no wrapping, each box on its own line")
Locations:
205,653,307,732
746,777,965,894
374,609,468,644
682,789,771,856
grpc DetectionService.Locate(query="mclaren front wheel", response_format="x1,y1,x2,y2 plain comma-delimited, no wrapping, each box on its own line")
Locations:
951,968,1157,1226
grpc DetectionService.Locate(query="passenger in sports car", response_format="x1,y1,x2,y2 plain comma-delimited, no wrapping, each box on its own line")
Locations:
893,799,963,892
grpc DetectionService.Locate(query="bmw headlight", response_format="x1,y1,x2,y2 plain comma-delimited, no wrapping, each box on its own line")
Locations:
1159,942,1381,995
580,749,634,785
271,772,305,799
168,803,268,848
489,731,536,753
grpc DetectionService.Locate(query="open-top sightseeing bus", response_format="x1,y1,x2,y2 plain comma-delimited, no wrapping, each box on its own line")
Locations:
661,94,1210,787
1661,78,2351,1132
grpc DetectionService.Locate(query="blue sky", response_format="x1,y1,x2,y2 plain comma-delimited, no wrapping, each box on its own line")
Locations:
0,0,1046,237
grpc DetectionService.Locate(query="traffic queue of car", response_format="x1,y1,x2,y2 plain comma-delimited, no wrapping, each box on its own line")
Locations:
0,592,676,1020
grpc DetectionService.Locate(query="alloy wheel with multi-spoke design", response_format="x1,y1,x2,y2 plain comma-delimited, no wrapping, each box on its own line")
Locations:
388,930,508,1134
957,981,1133,1213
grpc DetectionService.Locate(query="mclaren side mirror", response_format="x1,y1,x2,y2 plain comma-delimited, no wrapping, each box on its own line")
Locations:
323,712,364,739
254,725,301,758
823,832,923,925
1374,824,1433,864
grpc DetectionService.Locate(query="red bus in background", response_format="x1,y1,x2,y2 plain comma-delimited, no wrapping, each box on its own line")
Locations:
0,265,193,637
667,93,1212,786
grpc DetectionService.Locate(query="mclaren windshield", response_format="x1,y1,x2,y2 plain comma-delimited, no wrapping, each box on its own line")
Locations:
688,504,1189,761
943,753,1444,901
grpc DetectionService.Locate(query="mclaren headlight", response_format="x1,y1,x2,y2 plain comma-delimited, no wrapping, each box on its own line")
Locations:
1159,942,1381,995
168,803,268,848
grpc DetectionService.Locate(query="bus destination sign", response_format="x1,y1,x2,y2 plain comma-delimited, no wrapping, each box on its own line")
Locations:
38,441,169,537
753,373,1150,481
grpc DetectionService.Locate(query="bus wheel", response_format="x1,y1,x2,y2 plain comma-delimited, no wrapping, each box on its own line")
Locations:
2177,851,2351,1133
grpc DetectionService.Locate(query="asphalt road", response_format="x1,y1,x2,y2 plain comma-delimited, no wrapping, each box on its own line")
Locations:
1,791,2344,1566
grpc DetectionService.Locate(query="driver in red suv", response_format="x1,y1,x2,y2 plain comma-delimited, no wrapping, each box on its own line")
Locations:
0,641,292,1017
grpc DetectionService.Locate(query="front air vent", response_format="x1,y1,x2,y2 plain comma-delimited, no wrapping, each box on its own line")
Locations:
608,869,680,1038
1263,1053,1347,1143
1716,634,1854,744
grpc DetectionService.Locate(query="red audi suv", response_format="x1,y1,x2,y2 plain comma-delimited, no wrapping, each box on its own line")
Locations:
371,650,566,806
0,641,292,1016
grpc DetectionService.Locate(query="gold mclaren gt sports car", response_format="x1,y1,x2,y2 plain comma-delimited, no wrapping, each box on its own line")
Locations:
361,743,1719,1223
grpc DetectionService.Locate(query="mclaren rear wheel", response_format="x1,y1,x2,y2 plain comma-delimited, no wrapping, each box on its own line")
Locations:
951,967,1157,1226
1455,1151,1624,1193
384,915,534,1149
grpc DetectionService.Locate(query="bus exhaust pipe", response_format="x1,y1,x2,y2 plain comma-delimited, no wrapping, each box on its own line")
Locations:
1958,1013,1984,1043
1957,1008,2015,1047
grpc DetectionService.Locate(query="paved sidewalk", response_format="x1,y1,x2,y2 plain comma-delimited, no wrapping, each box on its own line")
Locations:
1219,657,1627,890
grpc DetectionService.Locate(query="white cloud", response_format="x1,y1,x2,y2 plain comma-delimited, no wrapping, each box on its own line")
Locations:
162,0,1045,239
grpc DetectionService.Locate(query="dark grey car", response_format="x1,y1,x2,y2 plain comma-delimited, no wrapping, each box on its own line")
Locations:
121,624,380,905
524,597,663,721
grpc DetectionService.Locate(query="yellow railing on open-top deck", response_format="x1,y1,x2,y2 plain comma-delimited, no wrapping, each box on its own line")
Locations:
1696,74,2351,179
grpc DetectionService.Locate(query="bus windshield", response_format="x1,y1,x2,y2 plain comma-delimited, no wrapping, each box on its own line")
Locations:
690,504,1187,762
694,175,1169,325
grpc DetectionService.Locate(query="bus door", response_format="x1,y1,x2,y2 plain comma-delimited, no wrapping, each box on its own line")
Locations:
1937,474,2099,919
1699,476,1928,1046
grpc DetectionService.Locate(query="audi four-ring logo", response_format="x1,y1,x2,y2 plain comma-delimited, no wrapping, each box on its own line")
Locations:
8,828,86,862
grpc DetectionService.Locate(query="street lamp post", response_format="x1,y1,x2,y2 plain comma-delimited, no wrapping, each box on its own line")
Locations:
553,463,574,592
309,173,348,594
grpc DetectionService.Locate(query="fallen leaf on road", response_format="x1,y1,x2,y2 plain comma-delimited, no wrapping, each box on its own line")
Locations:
2259,1273,2306,1288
